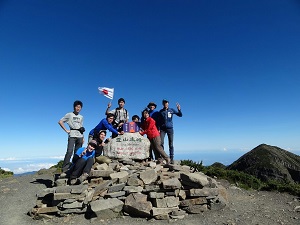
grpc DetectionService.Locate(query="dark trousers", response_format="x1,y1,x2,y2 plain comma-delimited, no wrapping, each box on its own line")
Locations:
70,157,94,179
62,137,83,172
160,128,174,159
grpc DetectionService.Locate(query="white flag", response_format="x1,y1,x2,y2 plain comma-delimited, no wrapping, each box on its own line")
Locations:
98,87,114,99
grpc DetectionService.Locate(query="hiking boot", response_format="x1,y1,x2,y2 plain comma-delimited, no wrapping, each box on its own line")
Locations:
165,157,171,164
156,158,164,165
70,178,78,185
78,173,89,183
170,156,174,164
59,172,67,178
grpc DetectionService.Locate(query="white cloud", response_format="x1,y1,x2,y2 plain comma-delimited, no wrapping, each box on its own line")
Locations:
0,157,18,161
1,168,11,172
0,156,63,162
13,163,55,174
48,156,64,159
0,156,63,175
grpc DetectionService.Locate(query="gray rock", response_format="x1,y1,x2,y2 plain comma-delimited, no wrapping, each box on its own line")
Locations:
108,183,126,193
162,178,182,189
183,204,208,214
180,172,209,188
90,198,124,219
123,193,152,217
62,201,83,209
188,188,219,197
139,169,157,185
152,206,179,216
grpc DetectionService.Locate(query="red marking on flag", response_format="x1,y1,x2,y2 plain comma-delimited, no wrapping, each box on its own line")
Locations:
102,89,108,95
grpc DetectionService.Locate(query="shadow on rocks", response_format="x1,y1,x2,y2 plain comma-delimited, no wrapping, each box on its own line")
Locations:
30,179,53,188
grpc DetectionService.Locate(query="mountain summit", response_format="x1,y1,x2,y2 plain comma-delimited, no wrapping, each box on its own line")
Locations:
227,144,300,183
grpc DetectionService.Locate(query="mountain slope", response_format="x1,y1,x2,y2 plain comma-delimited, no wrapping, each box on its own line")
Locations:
227,144,300,183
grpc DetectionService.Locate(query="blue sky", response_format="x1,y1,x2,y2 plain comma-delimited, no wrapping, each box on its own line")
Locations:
1,0,300,173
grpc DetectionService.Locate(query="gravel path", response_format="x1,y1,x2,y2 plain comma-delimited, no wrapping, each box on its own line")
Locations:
0,173,299,225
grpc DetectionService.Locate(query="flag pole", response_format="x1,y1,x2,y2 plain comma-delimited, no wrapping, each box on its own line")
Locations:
110,87,114,104
109,88,113,109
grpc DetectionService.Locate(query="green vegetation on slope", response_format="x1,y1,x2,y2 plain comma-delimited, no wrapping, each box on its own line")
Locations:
181,159,300,196
50,160,64,172
227,144,300,184
0,167,14,178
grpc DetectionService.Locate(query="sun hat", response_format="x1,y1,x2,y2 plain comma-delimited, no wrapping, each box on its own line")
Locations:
147,102,157,108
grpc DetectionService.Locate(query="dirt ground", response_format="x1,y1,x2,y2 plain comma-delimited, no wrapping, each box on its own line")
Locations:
0,172,299,225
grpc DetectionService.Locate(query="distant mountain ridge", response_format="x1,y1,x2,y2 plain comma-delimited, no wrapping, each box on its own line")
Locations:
14,171,37,177
227,144,300,183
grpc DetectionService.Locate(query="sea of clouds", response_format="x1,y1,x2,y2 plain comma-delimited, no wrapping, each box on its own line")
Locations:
0,152,238,175
0,156,64,174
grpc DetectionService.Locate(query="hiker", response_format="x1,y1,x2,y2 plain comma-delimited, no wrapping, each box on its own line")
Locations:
69,140,97,185
93,130,108,157
92,130,111,164
146,102,162,160
159,99,182,164
88,113,124,142
58,100,85,173
147,102,161,129
132,114,141,130
132,114,140,123
105,98,129,138
140,109,170,164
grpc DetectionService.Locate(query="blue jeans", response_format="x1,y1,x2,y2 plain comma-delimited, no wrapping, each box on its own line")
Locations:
62,137,83,172
160,128,174,159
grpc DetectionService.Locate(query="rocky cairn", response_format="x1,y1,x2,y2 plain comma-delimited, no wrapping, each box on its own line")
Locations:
29,133,228,220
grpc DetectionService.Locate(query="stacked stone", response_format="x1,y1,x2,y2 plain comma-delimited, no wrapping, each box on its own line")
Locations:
30,159,228,220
